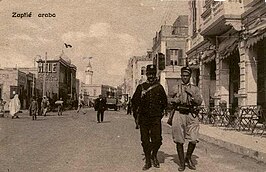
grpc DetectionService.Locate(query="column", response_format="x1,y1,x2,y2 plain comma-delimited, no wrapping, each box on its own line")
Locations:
219,60,230,107
214,54,221,106
245,46,257,105
199,61,210,106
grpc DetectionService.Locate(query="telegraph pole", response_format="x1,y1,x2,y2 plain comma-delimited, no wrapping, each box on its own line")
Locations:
43,52,47,97
32,57,36,97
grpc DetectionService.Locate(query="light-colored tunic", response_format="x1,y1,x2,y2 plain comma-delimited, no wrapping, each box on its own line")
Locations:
170,82,202,144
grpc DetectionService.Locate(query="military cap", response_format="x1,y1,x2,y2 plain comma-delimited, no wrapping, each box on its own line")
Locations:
181,66,192,74
146,64,156,74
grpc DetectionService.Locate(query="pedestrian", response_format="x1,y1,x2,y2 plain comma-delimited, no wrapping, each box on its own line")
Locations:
55,98,64,116
41,96,49,116
9,94,21,119
94,94,107,123
126,97,132,115
0,98,6,118
77,95,86,114
29,96,38,120
132,64,168,170
168,66,202,171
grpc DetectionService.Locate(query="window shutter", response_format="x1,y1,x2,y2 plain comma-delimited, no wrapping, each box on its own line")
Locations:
158,53,165,70
178,49,183,66
166,49,171,66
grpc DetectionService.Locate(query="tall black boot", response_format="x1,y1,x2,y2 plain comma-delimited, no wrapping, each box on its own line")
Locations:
185,142,196,170
151,148,160,168
176,143,185,171
142,150,151,171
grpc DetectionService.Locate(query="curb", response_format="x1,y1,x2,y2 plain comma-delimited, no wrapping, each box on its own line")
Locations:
161,117,266,164
199,134,266,163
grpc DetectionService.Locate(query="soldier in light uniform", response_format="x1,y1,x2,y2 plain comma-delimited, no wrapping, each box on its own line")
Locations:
169,66,202,171
132,64,168,171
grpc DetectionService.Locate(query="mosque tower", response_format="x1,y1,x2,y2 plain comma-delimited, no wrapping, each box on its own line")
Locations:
85,60,93,85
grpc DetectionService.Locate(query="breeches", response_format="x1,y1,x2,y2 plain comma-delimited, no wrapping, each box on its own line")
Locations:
140,120,162,152
172,111,199,144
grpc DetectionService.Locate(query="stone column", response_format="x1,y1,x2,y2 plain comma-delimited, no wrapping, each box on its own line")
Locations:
200,62,210,106
245,47,257,105
238,40,247,106
219,60,230,107
214,54,221,106
238,41,257,106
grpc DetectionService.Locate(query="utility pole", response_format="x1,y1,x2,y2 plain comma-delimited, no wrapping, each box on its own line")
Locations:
43,52,47,97
32,57,36,97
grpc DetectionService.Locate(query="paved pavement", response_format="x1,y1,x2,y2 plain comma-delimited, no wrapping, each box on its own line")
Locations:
4,109,266,164
14,109,266,163
0,108,265,172
162,116,266,163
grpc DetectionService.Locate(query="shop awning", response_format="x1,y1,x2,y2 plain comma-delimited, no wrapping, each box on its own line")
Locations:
246,22,266,48
218,37,239,60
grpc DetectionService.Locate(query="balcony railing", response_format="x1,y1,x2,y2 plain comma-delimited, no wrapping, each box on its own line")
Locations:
200,0,243,35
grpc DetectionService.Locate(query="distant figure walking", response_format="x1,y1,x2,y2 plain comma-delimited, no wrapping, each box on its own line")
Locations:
0,98,6,118
127,97,132,115
41,96,49,116
94,95,107,123
77,95,86,115
55,98,64,116
29,96,38,120
9,94,21,119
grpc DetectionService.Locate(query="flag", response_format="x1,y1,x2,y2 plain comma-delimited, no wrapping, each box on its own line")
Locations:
64,43,72,48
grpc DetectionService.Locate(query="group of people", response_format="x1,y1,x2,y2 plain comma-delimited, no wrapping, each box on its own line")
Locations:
6,94,64,120
132,64,202,171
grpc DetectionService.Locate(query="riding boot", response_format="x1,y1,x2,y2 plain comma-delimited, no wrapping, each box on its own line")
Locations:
142,150,152,171
151,148,160,168
176,143,185,171
185,142,196,170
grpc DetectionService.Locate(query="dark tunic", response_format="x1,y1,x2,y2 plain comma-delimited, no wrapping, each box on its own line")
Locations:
132,81,168,124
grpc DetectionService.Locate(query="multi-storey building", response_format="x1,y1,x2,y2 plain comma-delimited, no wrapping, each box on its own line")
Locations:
124,51,153,97
0,68,36,110
241,0,266,108
152,15,189,95
37,54,77,103
187,0,266,108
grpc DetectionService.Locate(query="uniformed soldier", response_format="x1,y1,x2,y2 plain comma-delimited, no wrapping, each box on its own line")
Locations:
169,66,202,171
132,64,168,171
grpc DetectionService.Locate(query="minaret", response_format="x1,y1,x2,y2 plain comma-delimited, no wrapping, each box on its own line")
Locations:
85,60,93,85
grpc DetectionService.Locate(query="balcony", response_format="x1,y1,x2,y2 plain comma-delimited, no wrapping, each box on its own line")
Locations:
200,0,244,36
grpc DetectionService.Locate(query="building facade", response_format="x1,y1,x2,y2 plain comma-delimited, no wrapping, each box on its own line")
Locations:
152,15,189,95
187,0,266,108
124,52,153,97
0,68,36,110
37,55,77,103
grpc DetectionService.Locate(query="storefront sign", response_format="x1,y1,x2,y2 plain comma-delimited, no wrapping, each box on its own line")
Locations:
38,62,57,73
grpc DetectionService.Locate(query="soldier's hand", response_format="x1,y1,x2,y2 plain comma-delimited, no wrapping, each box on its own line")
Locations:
185,88,193,96
168,96,181,104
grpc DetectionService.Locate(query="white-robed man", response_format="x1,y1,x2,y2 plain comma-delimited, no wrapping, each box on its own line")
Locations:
9,94,21,119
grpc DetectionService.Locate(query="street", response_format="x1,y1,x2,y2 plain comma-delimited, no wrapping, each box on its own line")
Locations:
0,109,265,172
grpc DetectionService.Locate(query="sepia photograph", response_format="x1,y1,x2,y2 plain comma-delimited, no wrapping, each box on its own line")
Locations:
0,0,266,171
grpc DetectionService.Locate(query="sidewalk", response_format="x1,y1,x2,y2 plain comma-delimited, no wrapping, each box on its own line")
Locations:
162,116,266,163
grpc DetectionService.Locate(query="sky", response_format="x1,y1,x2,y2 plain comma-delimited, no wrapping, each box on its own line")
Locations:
0,0,189,86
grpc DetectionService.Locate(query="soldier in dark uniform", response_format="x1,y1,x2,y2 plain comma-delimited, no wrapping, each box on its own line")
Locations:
169,66,202,171
132,64,167,171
